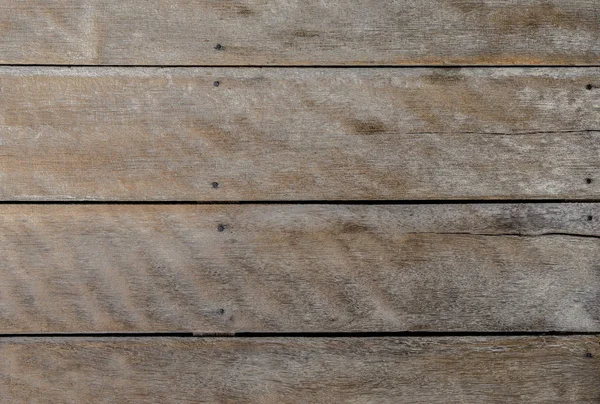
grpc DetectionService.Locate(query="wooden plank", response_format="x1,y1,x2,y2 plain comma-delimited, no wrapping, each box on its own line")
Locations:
1,67,599,201
0,1,598,65
0,336,598,402
1,203,600,333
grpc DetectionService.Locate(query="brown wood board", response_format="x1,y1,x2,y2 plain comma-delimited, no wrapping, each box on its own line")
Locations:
0,67,599,201
0,336,598,403
1,203,599,333
0,0,598,65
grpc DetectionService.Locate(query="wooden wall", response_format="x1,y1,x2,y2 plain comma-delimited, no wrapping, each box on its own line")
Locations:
0,1,598,402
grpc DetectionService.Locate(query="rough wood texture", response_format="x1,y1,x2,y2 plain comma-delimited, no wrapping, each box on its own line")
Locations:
1,67,599,201
1,203,599,333
0,1,598,65
1,336,598,403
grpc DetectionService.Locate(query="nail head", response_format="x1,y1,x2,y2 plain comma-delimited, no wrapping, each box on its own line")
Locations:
218,224,225,232
212,182,219,189
214,81,220,87
215,44,223,50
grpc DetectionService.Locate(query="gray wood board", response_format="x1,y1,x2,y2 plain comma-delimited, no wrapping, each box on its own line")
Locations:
0,0,598,65
1,203,599,333
1,336,598,403
0,67,599,201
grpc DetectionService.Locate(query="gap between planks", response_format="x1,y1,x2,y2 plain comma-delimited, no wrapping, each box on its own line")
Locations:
3,200,600,205
0,331,598,339
2,65,600,68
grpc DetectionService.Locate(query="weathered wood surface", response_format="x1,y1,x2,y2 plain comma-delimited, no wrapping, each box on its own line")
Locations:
1,203,599,333
1,67,599,201
0,1,598,65
1,336,598,403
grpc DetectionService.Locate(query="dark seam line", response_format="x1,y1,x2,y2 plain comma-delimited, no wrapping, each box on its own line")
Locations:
0,331,597,338
0,64,599,69
404,129,600,135
228,331,600,338
0,199,599,205
405,232,600,240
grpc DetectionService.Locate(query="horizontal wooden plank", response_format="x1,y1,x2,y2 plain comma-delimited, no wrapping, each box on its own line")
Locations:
0,1,598,65
1,67,599,200
1,336,598,403
1,203,600,333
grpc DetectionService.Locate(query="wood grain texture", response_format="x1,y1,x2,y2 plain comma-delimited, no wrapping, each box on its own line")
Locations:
1,67,599,201
1,203,600,333
1,336,598,403
0,1,598,65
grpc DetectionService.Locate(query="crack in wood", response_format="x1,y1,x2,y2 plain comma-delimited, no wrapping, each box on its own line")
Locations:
404,129,600,136
407,231,600,240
